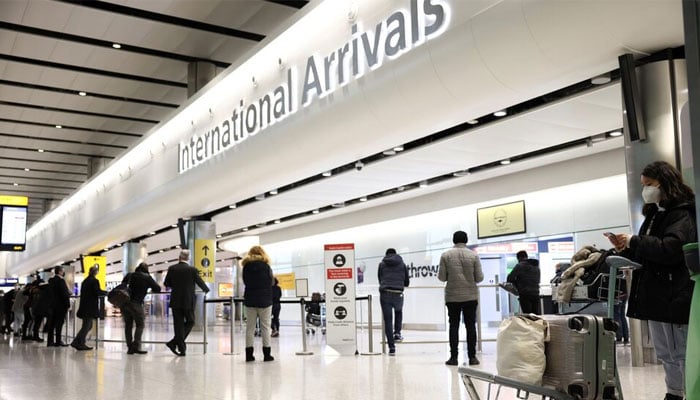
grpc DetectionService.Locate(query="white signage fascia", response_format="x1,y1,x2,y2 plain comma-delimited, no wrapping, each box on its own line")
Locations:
178,0,451,174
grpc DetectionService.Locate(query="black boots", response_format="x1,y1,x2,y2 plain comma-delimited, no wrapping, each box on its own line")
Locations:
664,394,684,400
263,346,274,362
245,347,255,362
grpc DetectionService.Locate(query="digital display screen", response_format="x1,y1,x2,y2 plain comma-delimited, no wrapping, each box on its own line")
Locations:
0,196,29,251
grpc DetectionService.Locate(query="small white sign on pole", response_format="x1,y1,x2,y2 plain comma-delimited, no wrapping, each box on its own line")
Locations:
324,243,357,355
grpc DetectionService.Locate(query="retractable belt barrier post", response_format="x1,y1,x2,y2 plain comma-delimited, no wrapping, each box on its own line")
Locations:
202,297,207,354
358,295,379,356
296,298,313,356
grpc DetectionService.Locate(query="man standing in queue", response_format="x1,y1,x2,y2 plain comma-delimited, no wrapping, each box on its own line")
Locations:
378,248,410,356
122,262,161,355
164,250,209,356
46,266,71,347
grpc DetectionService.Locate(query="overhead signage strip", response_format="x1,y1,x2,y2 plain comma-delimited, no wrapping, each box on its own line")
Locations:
178,0,451,174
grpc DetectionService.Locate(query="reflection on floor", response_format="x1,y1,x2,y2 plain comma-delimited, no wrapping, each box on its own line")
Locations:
0,316,667,400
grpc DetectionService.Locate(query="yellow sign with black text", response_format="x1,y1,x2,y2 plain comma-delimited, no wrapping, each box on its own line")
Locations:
194,239,215,283
275,272,296,290
82,255,107,290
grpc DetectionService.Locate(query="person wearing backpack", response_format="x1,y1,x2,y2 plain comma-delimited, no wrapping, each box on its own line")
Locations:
121,262,161,355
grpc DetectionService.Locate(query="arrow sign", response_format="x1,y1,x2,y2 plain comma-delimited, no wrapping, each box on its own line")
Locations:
194,239,215,283
202,245,209,256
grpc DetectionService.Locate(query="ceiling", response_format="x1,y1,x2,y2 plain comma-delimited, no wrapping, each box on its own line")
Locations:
0,0,308,226
1,0,660,276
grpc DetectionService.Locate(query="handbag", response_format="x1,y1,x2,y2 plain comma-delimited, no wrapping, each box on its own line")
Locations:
107,274,132,307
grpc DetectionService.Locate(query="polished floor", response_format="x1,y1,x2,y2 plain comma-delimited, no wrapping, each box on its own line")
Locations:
0,316,667,400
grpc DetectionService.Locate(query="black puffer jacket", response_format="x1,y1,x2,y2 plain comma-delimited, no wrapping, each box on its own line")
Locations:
242,256,273,308
507,259,540,297
622,202,696,324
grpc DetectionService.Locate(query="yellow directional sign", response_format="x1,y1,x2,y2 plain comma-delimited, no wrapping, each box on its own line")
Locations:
194,239,215,283
82,255,107,290
275,272,296,290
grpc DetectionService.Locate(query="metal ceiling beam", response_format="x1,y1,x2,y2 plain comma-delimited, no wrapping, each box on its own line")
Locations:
0,118,142,138
0,100,160,124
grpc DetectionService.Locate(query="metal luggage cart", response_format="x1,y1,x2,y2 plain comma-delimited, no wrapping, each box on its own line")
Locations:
460,256,641,400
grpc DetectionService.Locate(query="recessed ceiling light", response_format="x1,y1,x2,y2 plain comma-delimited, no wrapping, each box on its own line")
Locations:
453,170,470,177
609,130,622,137
55,125,62,129
170,224,177,228
228,204,237,209
103,248,109,252
242,227,249,231
332,202,345,208
591,74,611,85
393,145,404,152
216,234,222,238
38,149,44,152
493,110,507,117
78,91,87,96
13,183,18,186
419,181,428,188
112,43,122,49
274,219,281,224
149,231,156,235
159,249,164,253
359,196,367,202
24,168,30,172
269,189,278,195
467,119,479,125
322,171,332,177
383,149,396,156
312,209,319,214
500,159,511,165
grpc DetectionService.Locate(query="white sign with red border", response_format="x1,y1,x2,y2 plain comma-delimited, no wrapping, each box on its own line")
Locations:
324,243,356,355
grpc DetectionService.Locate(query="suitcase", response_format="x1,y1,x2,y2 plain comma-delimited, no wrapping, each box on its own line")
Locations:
541,314,617,400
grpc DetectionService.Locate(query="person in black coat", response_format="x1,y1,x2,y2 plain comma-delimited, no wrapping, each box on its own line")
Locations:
607,161,696,400
46,266,71,347
242,245,274,362
271,278,282,337
507,251,541,314
121,262,161,354
164,250,209,356
71,265,105,350
378,248,410,355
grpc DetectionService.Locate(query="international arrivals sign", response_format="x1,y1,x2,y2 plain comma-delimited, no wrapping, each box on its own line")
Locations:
178,0,451,173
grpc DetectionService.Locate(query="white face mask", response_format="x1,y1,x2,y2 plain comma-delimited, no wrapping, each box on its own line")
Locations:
642,185,661,204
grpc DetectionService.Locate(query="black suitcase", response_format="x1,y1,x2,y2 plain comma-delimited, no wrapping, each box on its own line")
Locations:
541,314,617,400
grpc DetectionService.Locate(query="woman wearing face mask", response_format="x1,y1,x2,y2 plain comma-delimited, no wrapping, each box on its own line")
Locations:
607,160,696,400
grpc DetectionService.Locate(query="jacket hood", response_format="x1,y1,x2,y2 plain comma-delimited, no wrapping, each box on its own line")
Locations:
381,254,404,267
242,253,267,266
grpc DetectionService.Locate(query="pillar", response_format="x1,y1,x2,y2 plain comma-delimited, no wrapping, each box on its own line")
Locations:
87,157,107,179
186,219,216,329
187,61,217,98
122,241,147,275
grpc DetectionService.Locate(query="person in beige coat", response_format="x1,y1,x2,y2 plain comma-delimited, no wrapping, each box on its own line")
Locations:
438,230,484,366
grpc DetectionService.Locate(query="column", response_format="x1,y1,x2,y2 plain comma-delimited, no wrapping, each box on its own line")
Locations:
186,219,216,329
87,157,107,179
122,241,147,275
187,61,217,98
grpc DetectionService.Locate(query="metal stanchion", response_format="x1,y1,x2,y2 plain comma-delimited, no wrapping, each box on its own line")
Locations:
360,294,380,355
224,297,238,355
296,298,313,356
203,296,207,354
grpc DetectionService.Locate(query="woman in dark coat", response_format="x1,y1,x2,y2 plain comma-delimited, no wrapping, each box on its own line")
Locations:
242,245,274,362
71,266,104,350
608,161,695,400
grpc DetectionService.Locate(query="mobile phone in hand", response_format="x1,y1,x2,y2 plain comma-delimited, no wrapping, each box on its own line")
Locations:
603,232,615,238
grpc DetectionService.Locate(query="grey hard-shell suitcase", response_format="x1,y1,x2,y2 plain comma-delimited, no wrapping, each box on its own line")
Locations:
541,314,617,400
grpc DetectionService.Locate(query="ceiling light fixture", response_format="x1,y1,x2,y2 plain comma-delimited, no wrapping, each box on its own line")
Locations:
493,110,507,117
149,231,156,235
38,149,44,152
609,130,622,137
159,249,164,253
591,73,611,85
419,181,428,188
322,171,332,177
383,149,396,156
359,196,367,202
170,224,177,228
242,227,249,231
255,194,265,200
453,170,470,177
55,125,62,129
332,202,345,208
78,91,87,96
13,183,18,186
467,119,479,125
312,209,319,214
112,43,122,49
216,234,222,238
393,145,404,152
500,159,511,165
274,219,281,224
24,168,30,172
269,189,278,195
228,204,237,209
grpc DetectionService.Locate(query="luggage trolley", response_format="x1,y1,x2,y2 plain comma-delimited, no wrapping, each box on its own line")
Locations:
459,255,641,400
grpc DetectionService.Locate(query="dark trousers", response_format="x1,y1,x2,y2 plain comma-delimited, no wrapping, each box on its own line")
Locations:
446,300,478,359
380,291,404,350
518,295,540,314
271,303,281,332
614,299,629,341
73,317,93,346
46,308,67,345
170,307,195,353
122,302,145,350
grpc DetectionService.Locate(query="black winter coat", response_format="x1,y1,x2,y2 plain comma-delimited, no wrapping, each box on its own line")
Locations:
77,275,104,319
123,271,161,304
507,259,541,297
622,202,696,324
242,258,273,308
378,254,409,291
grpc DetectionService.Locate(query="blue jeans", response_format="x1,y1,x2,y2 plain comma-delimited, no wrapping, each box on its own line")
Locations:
613,299,628,341
380,291,404,351
648,320,688,397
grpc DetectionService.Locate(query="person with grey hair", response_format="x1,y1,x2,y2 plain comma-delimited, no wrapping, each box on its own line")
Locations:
121,262,161,354
71,265,105,351
164,249,209,356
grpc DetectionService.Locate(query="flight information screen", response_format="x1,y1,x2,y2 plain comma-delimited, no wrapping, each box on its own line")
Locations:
0,196,28,251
